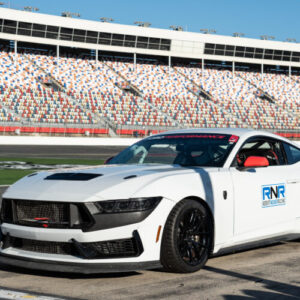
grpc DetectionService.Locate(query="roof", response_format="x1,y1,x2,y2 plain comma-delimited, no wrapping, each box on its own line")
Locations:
155,128,294,144
157,128,258,136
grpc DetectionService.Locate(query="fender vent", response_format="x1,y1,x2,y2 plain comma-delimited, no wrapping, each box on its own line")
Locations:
45,173,102,181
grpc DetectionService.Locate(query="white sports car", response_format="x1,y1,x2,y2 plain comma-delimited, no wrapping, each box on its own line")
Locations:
0,128,300,274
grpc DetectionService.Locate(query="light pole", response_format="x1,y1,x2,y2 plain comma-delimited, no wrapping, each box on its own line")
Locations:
134,21,151,27
200,28,216,34
170,25,183,31
100,17,114,22
61,11,81,18
233,32,245,37
23,6,39,12
260,35,275,40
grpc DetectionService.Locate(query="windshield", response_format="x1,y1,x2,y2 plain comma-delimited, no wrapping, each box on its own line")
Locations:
108,133,239,167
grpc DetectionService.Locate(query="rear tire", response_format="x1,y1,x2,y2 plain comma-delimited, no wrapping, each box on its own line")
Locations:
161,199,213,273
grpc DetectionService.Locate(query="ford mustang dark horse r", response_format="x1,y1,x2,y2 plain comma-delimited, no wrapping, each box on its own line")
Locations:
0,128,300,273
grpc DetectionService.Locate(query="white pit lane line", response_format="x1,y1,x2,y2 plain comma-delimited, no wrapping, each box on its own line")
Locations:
0,288,67,300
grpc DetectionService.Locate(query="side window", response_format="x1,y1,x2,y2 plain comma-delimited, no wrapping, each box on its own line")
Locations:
283,143,300,165
233,138,286,167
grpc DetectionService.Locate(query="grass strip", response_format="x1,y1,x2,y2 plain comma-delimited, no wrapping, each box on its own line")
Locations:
0,170,36,185
0,157,104,185
0,157,104,165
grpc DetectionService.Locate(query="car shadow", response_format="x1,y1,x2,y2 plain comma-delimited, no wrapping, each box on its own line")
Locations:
153,237,300,274
205,265,300,299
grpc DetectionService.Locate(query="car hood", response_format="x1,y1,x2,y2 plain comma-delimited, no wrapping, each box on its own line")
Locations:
3,164,215,202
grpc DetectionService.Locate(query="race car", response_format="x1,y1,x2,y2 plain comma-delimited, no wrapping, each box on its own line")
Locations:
0,128,300,274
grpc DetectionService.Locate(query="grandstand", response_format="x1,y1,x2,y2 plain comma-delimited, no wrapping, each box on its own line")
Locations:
0,7,299,138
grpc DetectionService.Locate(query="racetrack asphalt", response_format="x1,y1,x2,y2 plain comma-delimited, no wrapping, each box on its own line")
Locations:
0,145,126,160
0,147,300,299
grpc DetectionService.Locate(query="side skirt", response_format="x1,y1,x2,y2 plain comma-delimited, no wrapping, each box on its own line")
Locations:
213,233,300,257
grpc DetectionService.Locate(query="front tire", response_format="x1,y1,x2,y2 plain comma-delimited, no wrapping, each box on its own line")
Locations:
161,199,213,273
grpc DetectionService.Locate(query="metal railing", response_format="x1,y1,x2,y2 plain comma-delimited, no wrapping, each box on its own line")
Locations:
0,121,299,139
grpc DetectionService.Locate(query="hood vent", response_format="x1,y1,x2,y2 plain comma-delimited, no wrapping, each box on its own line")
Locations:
123,175,137,180
45,173,102,181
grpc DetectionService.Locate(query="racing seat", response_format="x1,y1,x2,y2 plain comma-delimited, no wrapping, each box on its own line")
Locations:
236,148,279,167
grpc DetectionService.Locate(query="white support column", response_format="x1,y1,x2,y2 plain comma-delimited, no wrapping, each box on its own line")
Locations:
261,64,264,77
232,61,235,75
56,44,60,59
14,40,17,64
168,56,171,74
289,65,291,77
133,53,136,71
96,49,98,65
202,58,204,74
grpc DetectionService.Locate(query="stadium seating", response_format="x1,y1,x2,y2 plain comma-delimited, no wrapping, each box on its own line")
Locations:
174,66,298,130
0,51,94,124
0,48,299,133
28,54,173,127
238,71,300,117
106,59,245,127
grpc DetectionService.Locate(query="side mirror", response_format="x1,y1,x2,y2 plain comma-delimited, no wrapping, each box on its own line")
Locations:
244,156,269,168
104,156,114,164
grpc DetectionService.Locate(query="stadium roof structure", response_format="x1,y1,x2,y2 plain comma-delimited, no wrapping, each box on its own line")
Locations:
1,7,300,67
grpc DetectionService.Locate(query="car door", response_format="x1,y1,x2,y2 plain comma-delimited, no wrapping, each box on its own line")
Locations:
282,142,300,228
230,136,295,243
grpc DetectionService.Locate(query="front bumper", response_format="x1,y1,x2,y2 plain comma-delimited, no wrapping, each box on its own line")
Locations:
0,198,175,273
0,252,161,274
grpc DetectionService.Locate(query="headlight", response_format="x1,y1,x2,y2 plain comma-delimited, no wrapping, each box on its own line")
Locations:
92,197,162,214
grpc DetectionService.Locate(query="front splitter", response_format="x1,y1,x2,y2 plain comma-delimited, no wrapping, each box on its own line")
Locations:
0,253,162,274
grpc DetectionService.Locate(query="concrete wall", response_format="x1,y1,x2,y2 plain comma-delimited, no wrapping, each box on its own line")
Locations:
0,136,139,146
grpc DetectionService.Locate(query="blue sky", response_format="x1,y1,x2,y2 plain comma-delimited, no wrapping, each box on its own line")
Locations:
4,0,300,42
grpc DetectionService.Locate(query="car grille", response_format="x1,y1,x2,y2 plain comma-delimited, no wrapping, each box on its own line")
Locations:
15,200,69,228
88,239,138,257
12,238,72,255
1,199,92,229
10,236,141,258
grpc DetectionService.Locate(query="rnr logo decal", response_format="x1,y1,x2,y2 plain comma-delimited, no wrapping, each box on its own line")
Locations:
262,183,286,208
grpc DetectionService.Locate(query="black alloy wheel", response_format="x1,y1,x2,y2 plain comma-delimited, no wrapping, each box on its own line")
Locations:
161,199,213,273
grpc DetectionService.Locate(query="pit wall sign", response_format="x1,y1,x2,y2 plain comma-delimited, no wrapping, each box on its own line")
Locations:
262,183,286,208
